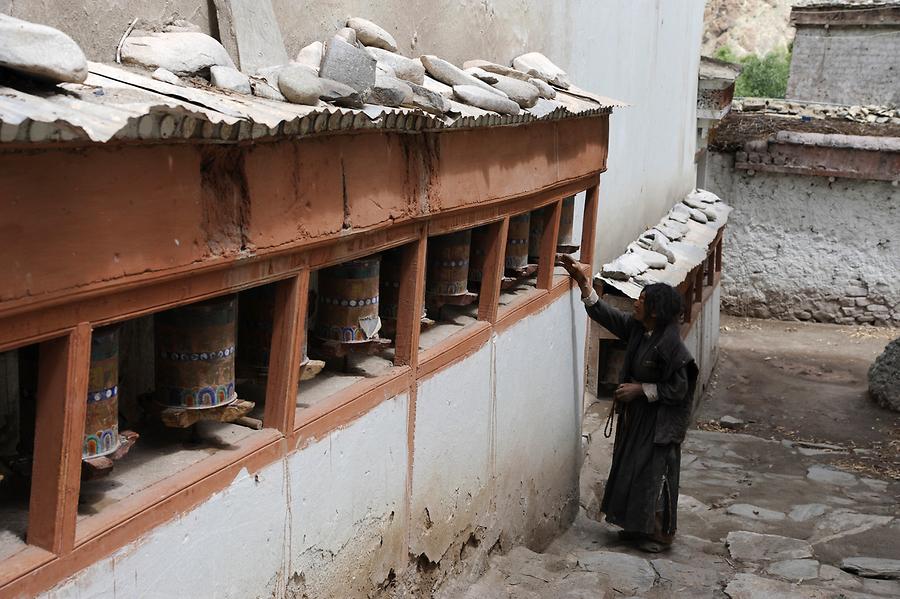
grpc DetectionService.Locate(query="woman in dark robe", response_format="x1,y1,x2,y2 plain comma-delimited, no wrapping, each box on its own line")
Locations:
559,254,698,552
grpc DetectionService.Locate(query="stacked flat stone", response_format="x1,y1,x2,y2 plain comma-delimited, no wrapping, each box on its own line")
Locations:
0,13,88,83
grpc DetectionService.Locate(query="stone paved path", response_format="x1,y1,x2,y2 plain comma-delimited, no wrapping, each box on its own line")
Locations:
441,319,900,598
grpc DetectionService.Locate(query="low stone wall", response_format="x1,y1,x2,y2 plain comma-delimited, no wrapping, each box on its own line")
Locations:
707,151,900,326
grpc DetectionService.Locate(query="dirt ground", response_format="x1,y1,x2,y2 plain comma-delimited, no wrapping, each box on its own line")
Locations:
437,316,900,598
697,316,900,480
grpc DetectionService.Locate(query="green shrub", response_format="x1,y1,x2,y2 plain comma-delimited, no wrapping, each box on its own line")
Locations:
714,46,792,99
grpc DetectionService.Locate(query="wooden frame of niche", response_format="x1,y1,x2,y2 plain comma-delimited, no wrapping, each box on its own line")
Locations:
0,176,600,598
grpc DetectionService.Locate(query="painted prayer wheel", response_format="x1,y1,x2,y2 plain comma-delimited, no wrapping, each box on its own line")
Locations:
155,295,237,409
236,285,310,381
558,195,576,248
468,227,490,284
237,285,274,380
378,249,403,337
83,326,120,459
528,213,544,263
505,213,531,272
427,230,472,296
316,257,381,343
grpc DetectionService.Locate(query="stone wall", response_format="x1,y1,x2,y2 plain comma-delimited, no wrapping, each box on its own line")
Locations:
707,151,900,326
787,26,900,106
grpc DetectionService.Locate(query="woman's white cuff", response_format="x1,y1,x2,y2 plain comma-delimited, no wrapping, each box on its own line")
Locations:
582,289,599,306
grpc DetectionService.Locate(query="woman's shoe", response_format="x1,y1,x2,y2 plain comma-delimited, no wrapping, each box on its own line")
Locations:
616,530,642,542
637,539,670,553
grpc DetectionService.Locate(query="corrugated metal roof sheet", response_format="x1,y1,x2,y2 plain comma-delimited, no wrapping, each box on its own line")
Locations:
0,62,624,145
597,192,732,299
699,56,742,82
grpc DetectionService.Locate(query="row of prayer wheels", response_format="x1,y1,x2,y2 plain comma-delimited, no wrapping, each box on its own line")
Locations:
80,199,578,458
83,296,241,459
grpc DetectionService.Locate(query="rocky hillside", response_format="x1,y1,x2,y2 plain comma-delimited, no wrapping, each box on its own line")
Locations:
704,0,795,57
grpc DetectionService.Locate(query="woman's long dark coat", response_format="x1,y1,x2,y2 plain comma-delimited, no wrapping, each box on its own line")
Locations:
585,297,698,537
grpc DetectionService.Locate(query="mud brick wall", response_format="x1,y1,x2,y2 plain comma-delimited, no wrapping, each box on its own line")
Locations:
787,26,900,106
707,152,900,327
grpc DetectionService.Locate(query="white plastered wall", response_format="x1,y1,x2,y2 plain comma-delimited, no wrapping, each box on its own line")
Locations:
38,395,410,599
37,289,588,598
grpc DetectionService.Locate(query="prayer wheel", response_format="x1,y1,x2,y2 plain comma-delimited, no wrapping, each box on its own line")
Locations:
558,195,576,249
316,257,381,343
528,213,544,263
427,230,472,297
236,285,310,381
468,227,489,284
378,249,403,337
156,295,237,409
83,326,120,458
505,213,531,272
237,285,274,380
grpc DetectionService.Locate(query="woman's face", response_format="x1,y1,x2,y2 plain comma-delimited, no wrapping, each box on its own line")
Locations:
634,292,646,322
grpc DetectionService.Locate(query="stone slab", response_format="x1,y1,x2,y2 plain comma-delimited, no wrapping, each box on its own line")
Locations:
319,36,376,92
726,531,814,562
121,32,235,76
726,503,786,521
766,559,820,582
788,503,829,522
0,14,88,83
806,465,858,487
213,0,288,74
841,557,900,580
577,551,657,595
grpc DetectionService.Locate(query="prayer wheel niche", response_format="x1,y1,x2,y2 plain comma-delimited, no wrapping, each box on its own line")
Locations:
427,230,472,297
528,213,544,263
468,227,489,285
505,213,531,272
83,326,120,458
237,285,308,381
378,249,402,337
155,295,237,409
316,257,382,343
558,195,577,250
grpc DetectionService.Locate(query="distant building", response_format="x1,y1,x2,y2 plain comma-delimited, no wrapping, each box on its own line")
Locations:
787,0,900,105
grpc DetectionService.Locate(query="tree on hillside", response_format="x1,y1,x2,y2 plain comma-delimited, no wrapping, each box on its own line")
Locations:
715,46,792,98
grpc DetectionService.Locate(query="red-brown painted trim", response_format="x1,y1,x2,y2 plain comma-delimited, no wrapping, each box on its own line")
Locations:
394,231,428,368
426,174,599,237
0,282,587,597
264,272,310,434
580,184,600,267
476,218,509,324
416,322,492,381
27,324,91,554
537,201,562,290
292,367,413,449
0,433,284,599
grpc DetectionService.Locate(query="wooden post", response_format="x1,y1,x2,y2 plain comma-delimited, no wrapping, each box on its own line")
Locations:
476,218,509,324
693,266,703,305
264,272,309,434
715,232,724,273
580,184,600,267
706,255,715,287
537,201,561,290
0,349,19,457
394,230,427,367
27,323,90,554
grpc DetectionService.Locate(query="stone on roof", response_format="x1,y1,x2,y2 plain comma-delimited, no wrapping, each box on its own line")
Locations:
120,31,235,76
346,17,398,52
0,13,87,83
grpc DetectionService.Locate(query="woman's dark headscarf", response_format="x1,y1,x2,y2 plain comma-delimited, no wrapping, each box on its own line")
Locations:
642,283,683,327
